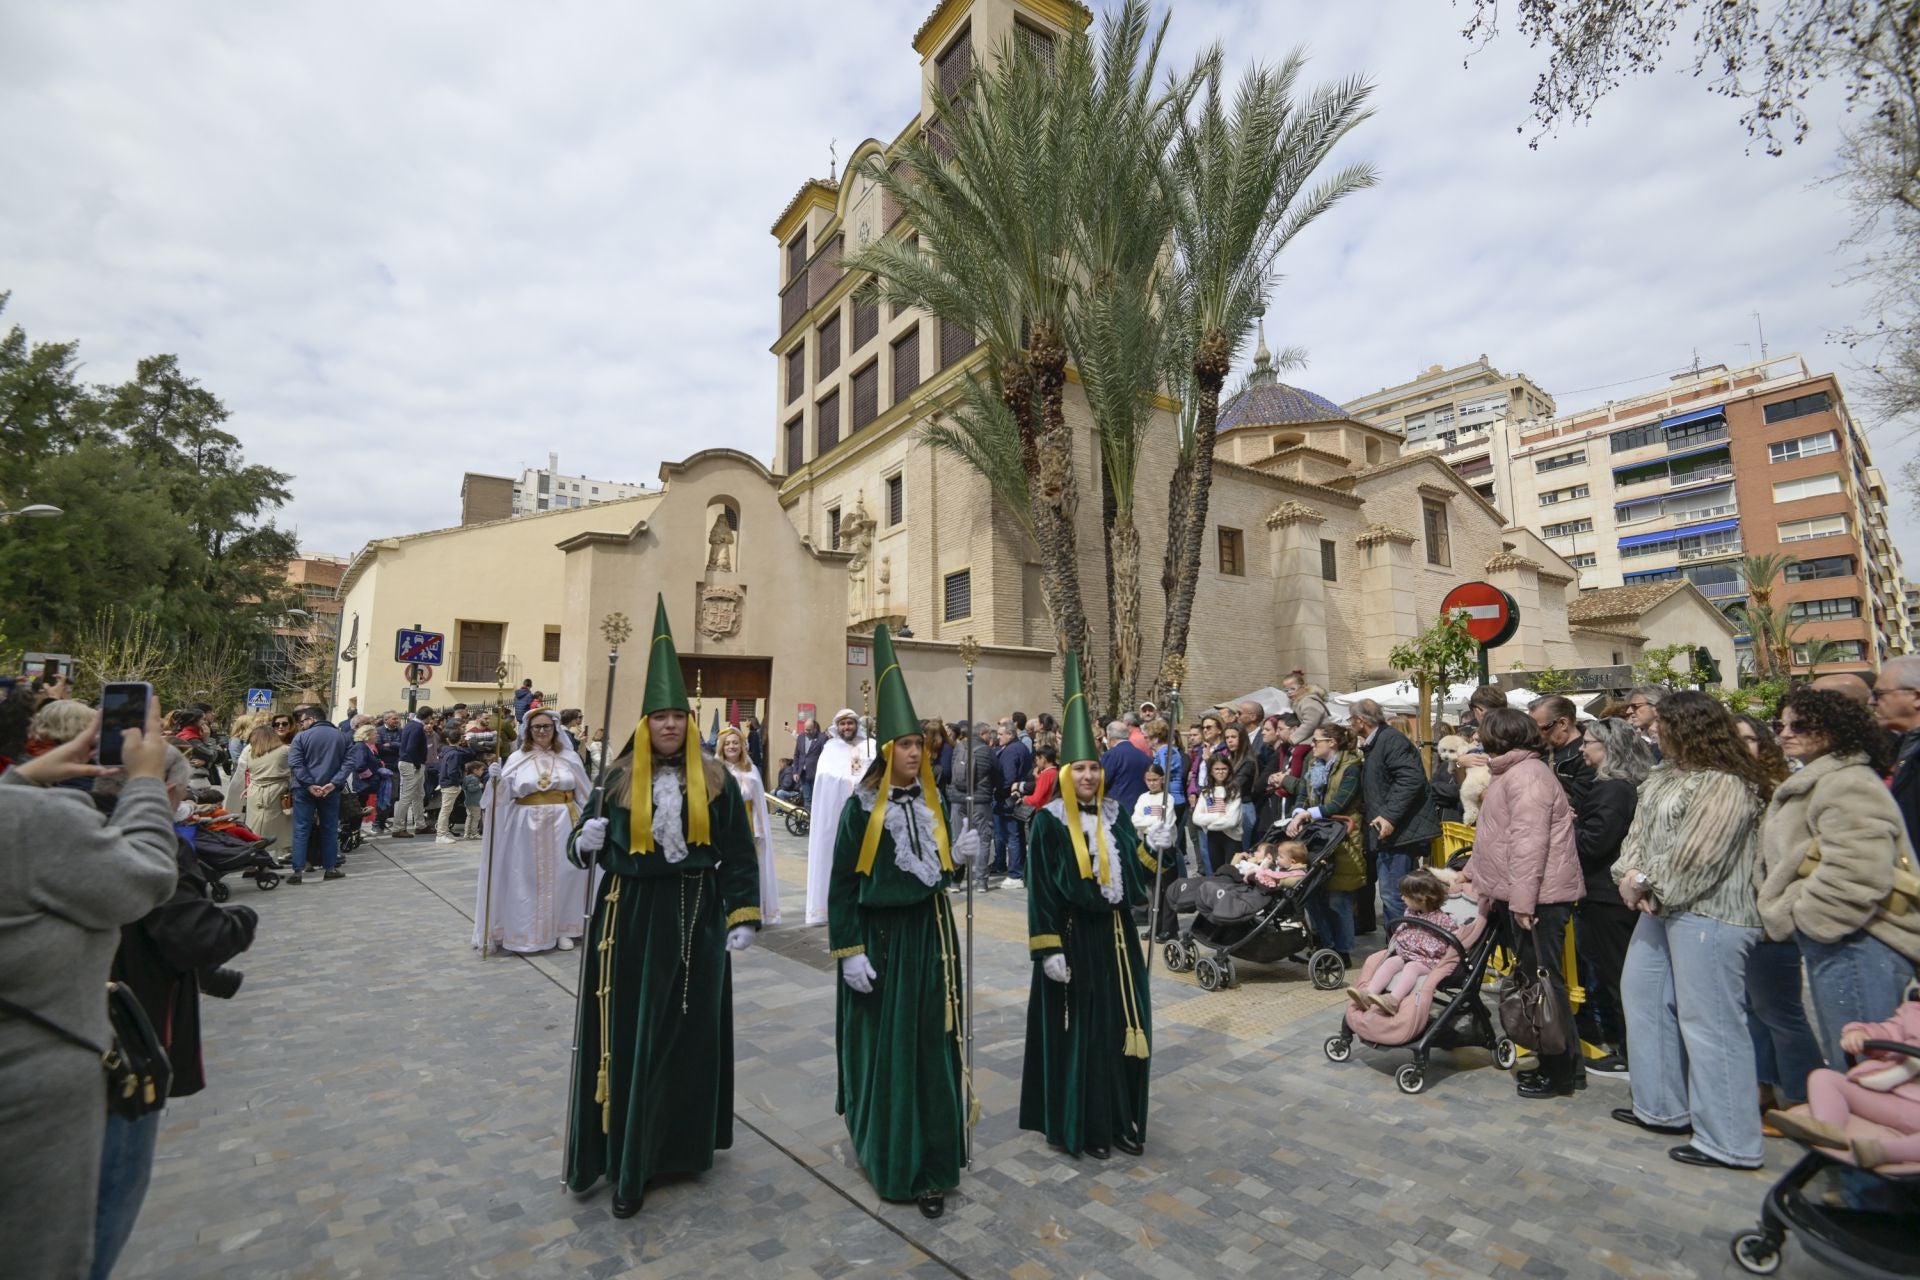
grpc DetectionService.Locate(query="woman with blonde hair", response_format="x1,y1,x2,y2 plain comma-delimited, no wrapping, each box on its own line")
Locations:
245,718,294,849
717,723,779,926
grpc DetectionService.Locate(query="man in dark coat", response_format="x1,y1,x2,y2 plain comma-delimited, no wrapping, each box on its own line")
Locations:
794,719,827,794
1529,695,1595,814
1348,699,1439,929
1099,721,1153,817
1874,657,1920,846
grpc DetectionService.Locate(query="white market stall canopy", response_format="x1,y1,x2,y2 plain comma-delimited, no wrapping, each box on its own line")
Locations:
1326,683,1593,724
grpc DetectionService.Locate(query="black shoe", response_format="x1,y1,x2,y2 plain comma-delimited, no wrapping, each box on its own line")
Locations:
611,1196,640,1219
1587,1053,1630,1076
286,872,303,885
1114,1134,1144,1156
1516,1076,1577,1099
1668,1143,1758,1171
1611,1107,1691,1136
1340,953,1354,968
917,1192,944,1219
1085,1143,1110,1160
324,868,345,880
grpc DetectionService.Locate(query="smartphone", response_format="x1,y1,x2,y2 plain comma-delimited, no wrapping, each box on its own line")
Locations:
96,682,152,767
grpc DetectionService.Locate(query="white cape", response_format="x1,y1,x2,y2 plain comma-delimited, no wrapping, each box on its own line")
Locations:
804,731,872,925
727,761,780,926
472,746,595,953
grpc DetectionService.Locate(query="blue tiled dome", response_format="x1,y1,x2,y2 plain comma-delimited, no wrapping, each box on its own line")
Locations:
1216,381,1350,432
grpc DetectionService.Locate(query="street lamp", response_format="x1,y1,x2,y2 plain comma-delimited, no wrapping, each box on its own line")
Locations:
0,503,62,521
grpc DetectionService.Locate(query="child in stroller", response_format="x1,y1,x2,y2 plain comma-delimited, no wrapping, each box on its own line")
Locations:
1346,868,1457,1015
1163,820,1349,994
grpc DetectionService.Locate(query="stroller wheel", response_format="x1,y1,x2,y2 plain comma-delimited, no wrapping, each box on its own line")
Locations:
1493,1038,1518,1071
1162,940,1191,973
210,880,231,903
1395,1064,1427,1095
1323,1035,1352,1063
1194,957,1223,992
1729,1231,1781,1275
1308,948,1345,991
256,871,280,891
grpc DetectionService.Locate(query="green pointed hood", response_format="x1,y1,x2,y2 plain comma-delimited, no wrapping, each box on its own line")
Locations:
641,594,690,715
869,625,920,746
1059,650,1097,764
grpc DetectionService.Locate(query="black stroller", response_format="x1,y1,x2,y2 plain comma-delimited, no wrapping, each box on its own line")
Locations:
1729,1034,1920,1276
1160,817,1350,993
195,826,283,900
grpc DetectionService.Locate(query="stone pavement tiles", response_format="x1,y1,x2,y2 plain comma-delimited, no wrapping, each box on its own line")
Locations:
117,829,1848,1280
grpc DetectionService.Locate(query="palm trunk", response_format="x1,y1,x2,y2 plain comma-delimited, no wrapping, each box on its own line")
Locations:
1101,456,1119,720
1026,319,1092,704
1162,327,1230,679
1110,505,1141,718
1155,437,1194,704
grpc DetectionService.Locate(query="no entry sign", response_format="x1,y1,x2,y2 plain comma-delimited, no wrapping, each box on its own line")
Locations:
1441,581,1520,648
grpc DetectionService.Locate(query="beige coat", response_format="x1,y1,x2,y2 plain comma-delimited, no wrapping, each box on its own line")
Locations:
1756,750,1920,963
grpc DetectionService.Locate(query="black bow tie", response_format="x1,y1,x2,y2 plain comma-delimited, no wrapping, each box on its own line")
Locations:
890,784,922,802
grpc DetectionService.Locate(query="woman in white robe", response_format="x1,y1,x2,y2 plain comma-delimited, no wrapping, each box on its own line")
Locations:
472,709,594,954
718,724,780,926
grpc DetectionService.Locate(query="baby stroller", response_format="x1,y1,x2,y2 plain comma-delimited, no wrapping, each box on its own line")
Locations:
194,825,282,900
1160,817,1350,993
1323,902,1514,1095
769,792,809,837
1730,1036,1920,1276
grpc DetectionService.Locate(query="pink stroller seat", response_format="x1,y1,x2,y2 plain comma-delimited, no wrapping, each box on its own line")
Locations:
1343,913,1487,1047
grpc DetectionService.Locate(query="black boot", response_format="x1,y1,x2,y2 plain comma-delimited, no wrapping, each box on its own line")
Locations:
917,1192,944,1219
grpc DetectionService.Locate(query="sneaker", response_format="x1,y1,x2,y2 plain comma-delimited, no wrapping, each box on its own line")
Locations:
287,872,304,885
1587,1053,1630,1077
391,831,413,840
435,835,457,845
558,937,575,951
324,868,346,880
1005,876,1023,887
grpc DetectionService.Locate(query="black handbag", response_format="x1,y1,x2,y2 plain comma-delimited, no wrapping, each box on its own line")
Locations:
1497,963,1568,1056
0,981,172,1118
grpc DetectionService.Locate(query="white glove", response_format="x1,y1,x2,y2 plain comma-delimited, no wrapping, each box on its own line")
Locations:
1042,954,1071,984
487,760,502,780
726,925,755,952
841,953,878,994
950,820,983,867
576,816,609,854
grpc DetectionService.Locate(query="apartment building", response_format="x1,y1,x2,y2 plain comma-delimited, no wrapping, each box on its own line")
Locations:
510,452,653,515
1482,355,1904,673
1342,357,1556,514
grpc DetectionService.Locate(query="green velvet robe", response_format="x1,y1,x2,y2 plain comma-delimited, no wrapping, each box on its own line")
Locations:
829,784,966,1201
1020,799,1154,1155
562,757,760,1208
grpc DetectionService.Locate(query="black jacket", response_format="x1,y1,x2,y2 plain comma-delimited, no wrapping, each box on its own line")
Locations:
794,730,826,791
1572,775,1638,905
1358,726,1440,853
114,832,259,1097
1549,734,1596,814
1891,728,1920,855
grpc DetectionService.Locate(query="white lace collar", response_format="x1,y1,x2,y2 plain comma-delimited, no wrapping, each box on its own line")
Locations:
856,784,945,887
652,766,690,863
1043,796,1124,903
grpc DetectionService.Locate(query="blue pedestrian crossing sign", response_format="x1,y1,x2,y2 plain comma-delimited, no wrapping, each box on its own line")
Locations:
246,688,274,709
394,629,445,665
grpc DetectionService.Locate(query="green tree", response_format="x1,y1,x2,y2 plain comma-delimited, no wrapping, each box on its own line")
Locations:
1156,56,1377,692
1389,609,1479,742
1632,642,1696,688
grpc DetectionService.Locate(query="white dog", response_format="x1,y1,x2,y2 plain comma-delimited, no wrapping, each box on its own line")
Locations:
1436,735,1491,824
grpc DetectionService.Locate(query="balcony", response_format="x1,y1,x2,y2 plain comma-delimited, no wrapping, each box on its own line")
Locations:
1680,540,1743,562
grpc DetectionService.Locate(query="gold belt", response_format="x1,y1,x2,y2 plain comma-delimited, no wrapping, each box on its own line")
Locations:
517,789,574,806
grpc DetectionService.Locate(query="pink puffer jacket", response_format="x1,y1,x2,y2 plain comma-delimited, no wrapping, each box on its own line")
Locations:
1471,750,1583,915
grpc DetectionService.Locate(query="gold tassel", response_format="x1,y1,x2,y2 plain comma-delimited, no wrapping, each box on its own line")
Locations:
629,728,654,853
855,742,890,875
686,744,710,846
920,751,953,871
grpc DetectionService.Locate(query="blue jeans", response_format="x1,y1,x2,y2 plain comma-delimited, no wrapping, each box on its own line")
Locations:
992,810,1025,879
1305,887,1355,955
1375,848,1419,926
1622,911,1763,1167
91,1109,163,1280
291,789,341,872
1796,929,1916,1068
1745,939,1823,1106
1240,803,1260,849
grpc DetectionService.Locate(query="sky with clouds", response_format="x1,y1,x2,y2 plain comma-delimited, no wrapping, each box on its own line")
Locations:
3,1,1908,560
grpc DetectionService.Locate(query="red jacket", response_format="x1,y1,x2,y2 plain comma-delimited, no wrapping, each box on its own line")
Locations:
1471,750,1583,914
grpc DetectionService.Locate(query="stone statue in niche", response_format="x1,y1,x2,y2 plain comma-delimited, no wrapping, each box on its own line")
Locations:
842,494,876,623
706,512,736,572
877,554,892,612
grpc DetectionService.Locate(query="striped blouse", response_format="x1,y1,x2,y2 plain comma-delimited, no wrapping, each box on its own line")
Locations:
1612,764,1763,929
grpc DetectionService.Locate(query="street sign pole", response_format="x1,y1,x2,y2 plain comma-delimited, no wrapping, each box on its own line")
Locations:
407,622,421,716
1478,643,1490,688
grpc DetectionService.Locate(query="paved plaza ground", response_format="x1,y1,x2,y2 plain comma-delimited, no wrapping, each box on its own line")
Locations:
117,828,1847,1280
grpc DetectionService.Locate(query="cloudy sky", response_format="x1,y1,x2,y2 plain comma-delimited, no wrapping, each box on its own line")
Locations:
4,1,1907,558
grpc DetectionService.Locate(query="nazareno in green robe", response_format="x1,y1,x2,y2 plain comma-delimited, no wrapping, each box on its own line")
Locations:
1020,797,1154,1155
562,755,761,1208
829,783,968,1201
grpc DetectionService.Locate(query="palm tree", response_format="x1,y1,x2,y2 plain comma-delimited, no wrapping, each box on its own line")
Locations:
1738,553,1798,678
846,13,1097,684
1800,637,1847,678
1156,54,1377,691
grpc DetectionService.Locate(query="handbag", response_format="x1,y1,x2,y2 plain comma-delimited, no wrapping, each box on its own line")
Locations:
279,792,294,813
1497,960,1568,1056
1796,836,1920,918
0,981,172,1118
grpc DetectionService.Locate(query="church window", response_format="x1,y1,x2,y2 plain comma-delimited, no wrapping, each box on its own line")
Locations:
892,327,921,401
456,620,505,684
851,361,879,431
886,473,904,526
944,569,972,621
1422,499,1451,567
852,297,879,351
1218,526,1244,577
817,389,841,453
817,312,841,378
784,415,804,472
941,318,975,368
786,345,805,403
828,506,841,550
543,630,561,663
1320,539,1337,582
